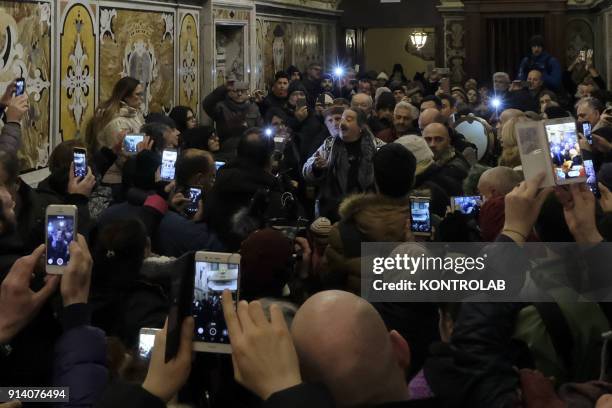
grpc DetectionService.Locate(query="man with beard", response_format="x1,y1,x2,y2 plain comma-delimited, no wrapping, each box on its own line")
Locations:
321,73,336,96
303,108,385,221
259,71,290,116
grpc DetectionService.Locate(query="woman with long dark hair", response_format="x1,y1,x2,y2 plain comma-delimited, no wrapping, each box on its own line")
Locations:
84,76,145,185
169,105,197,133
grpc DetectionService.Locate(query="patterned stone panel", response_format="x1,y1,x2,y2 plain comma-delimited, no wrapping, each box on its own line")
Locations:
293,23,324,72
178,12,199,114
99,7,175,115
444,17,467,85
60,2,95,141
0,1,52,169
262,21,292,87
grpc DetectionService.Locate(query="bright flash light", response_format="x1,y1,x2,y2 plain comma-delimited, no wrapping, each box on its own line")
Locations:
334,66,344,77
491,98,501,109
265,128,273,136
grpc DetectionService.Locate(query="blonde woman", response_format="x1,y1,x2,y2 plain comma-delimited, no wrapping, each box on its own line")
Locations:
498,115,528,169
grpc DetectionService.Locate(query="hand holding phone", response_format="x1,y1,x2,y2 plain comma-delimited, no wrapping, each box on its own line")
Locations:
60,233,93,306
68,163,96,198
583,122,593,145
192,252,240,354
0,244,59,343
45,205,78,275
185,187,202,216
143,317,194,403
14,77,25,97
221,289,302,400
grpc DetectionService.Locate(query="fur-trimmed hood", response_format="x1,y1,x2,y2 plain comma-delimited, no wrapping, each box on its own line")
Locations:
338,193,410,242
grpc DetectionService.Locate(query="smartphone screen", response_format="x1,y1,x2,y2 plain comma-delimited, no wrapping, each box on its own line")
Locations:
138,328,160,360
410,198,431,235
14,78,25,96
452,196,481,215
215,161,225,171
545,121,585,183
186,187,202,215
583,122,593,145
584,159,601,198
73,148,87,179
161,149,178,181
193,260,239,346
123,134,144,153
46,214,75,267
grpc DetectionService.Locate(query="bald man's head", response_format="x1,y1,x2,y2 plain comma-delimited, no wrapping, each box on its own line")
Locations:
477,166,523,201
422,123,451,159
291,290,410,407
418,108,445,131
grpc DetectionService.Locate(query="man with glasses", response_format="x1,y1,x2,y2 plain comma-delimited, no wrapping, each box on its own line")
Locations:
203,76,263,160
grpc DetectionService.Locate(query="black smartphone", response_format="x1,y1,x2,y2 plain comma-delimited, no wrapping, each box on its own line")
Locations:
410,197,432,237
73,147,87,179
165,251,195,362
584,159,601,198
161,149,178,182
14,77,25,96
296,98,307,110
185,186,202,216
583,122,593,145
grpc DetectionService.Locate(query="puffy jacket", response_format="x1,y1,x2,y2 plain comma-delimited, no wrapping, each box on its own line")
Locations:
98,102,145,184
321,193,410,293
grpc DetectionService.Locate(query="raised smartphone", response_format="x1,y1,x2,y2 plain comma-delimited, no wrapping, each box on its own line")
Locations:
45,205,77,275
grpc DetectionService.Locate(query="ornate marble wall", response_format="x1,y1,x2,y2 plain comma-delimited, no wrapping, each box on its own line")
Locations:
98,7,175,114
0,1,200,171
255,18,335,90
0,1,52,170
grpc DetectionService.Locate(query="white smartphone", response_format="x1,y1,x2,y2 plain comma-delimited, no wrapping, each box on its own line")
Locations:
410,197,432,237
138,327,161,360
160,149,178,182
192,251,240,354
123,134,144,154
544,118,586,185
73,147,87,179
45,205,77,275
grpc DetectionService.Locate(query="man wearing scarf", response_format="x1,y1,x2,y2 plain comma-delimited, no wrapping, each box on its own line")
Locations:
303,107,385,222
202,78,263,159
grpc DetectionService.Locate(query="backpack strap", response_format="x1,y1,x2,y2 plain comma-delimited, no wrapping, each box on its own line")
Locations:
338,219,364,259
533,302,574,374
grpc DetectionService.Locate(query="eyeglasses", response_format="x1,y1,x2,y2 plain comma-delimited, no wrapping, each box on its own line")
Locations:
186,116,196,121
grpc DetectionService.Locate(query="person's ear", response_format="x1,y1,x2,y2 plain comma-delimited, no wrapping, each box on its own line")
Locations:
389,329,411,369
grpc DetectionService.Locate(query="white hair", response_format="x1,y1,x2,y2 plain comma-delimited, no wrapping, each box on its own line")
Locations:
493,72,510,82
394,101,418,119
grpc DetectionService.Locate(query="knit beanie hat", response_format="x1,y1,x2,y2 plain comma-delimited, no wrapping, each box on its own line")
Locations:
373,143,416,198
394,135,434,175
288,80,308,97
310,217,332,238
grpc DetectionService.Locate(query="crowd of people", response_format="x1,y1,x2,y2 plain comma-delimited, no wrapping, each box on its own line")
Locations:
4,33,612,407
